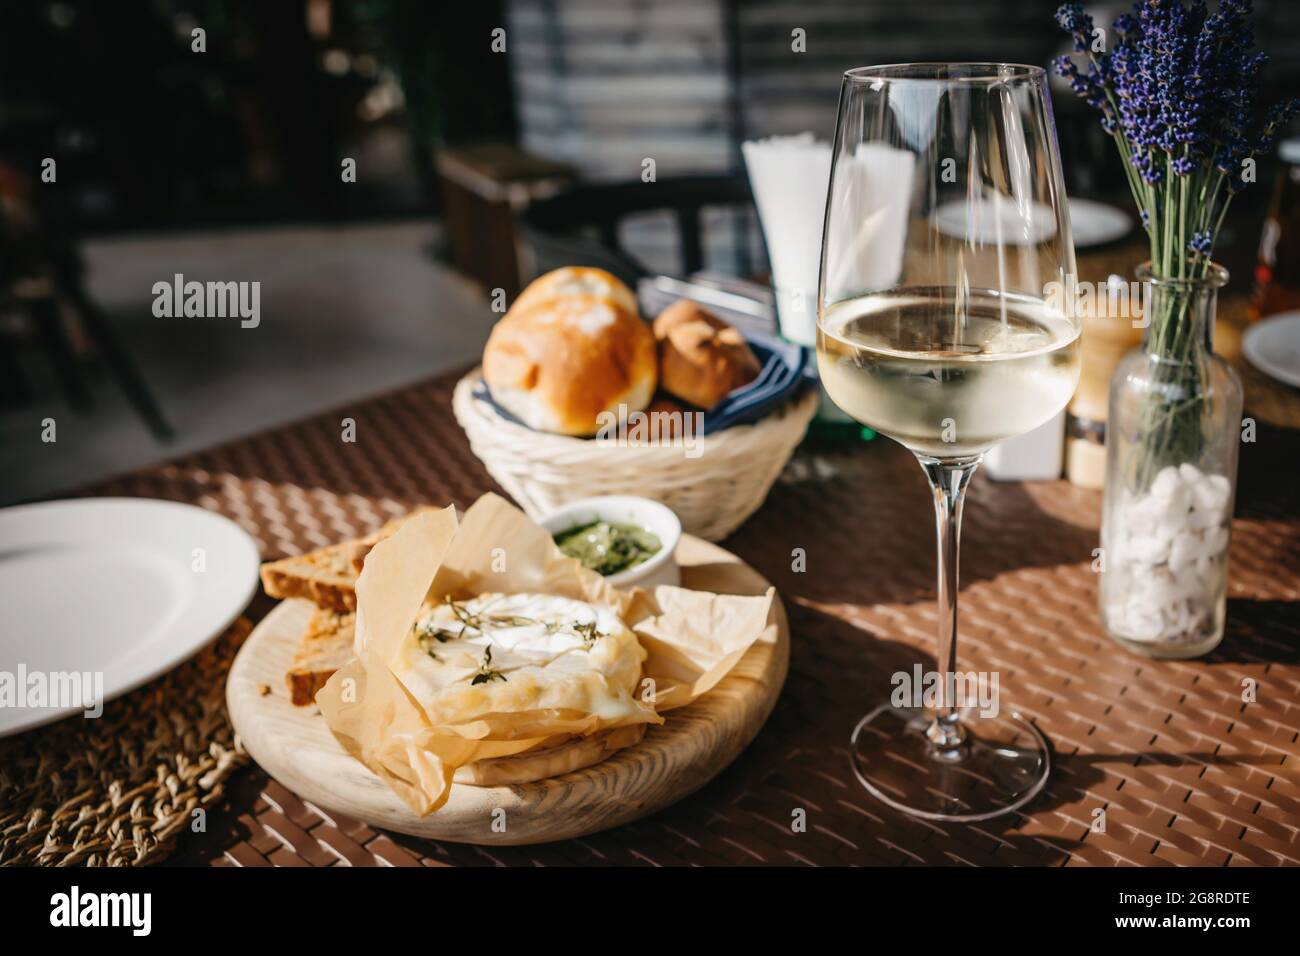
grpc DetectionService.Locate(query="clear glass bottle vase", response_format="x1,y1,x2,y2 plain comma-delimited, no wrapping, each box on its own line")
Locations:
1099,263,1243,659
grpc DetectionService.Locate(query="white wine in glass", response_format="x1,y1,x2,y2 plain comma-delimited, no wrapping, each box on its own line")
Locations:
819,291,1080,458
817,64,1081,821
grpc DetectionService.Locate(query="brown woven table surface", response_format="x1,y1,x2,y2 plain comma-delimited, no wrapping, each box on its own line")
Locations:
78,364,1300,867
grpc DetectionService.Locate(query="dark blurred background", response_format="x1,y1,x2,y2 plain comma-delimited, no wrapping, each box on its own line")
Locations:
2,0,1298,503
5,1,1297,228
0,0,516,230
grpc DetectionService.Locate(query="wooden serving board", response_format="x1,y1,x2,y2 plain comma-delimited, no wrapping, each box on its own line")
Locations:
226,535,789,846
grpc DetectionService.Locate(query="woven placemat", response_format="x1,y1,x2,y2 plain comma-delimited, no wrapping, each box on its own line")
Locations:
0,620,251,866
62,368,1300,867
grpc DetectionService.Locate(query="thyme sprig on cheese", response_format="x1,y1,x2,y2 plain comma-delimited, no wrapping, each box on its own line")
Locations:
574,619,600,648
413,596,609,668
470,646,507,685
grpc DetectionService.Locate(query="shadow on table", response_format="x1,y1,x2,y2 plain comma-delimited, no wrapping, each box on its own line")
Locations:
787,608,1099,863
675,602,1291,865
1206,598,1300,664
730,447,1103,610
1237,422,1300,521
732,426,1299,620
627,605,1098,864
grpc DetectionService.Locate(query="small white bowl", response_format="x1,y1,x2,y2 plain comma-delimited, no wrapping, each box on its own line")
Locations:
538,495,682,590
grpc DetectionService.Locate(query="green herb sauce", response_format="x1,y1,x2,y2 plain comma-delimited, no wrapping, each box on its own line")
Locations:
554,520,662,576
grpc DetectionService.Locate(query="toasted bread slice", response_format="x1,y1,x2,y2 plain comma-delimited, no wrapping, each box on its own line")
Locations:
261,541,359,612
286,606,356,706
260,507,437,612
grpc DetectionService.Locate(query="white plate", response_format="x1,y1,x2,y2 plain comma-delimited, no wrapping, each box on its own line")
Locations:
932,197,1059,245
931,197,1131,248
1069,198,1134,248
0,498,259,736
1243,311,1300,389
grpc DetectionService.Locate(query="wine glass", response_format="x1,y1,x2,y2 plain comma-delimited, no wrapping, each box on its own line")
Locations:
817,63,1081,821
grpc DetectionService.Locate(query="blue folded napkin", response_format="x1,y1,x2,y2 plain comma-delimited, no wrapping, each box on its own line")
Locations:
473,329,812,437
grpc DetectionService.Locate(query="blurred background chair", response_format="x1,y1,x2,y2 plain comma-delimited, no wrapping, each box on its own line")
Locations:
436,144,576,299
0,163,172,438
518,175,758,289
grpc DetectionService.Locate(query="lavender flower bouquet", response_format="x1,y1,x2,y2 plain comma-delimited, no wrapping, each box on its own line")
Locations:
1055,1,1297,657
1055,0,1294,281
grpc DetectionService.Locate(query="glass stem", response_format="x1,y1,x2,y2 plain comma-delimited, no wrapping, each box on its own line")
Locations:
917,455,980,753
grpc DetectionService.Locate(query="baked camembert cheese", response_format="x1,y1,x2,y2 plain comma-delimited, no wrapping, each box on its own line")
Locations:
313,496,776,816
393,592,659,735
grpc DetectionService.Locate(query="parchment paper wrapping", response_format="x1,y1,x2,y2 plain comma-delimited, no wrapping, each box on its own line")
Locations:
316,493,774,814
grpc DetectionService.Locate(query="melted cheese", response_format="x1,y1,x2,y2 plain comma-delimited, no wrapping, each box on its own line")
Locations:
392,593,655,730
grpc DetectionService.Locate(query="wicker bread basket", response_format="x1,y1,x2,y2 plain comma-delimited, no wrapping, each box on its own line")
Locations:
453,370,817,540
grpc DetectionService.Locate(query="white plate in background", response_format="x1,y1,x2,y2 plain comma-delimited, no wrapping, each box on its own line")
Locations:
0,498,259,736
1243,311,1300,389
1069,198,1134,248
932,197,1131,248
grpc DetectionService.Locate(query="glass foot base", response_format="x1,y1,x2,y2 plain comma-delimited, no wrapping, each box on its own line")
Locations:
850,704,1050,822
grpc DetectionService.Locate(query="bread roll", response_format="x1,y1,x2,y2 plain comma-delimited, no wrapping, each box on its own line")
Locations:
653,299,761,410
511,265,638,318
483,268,656,436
